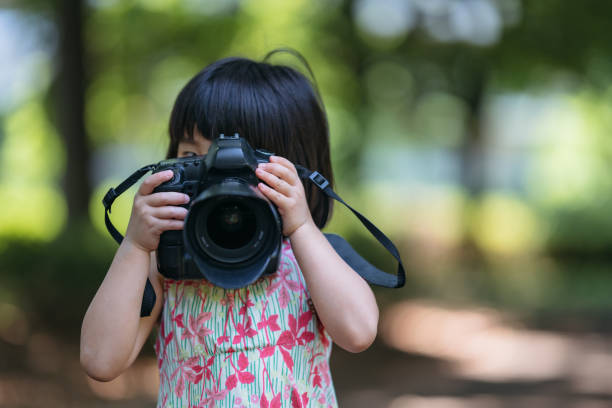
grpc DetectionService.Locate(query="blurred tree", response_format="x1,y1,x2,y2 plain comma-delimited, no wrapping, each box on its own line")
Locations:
336,0,612,193
4,0,612,251
53,0,90,223
324,0,612,256
4,0,91,224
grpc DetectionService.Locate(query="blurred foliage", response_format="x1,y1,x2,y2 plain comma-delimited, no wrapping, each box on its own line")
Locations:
0,222,115,335
3,0,612,339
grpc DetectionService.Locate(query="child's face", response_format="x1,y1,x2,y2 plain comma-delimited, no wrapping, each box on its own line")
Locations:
177,131,212,158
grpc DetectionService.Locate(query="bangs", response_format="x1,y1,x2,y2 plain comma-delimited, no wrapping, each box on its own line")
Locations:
168,57,290,156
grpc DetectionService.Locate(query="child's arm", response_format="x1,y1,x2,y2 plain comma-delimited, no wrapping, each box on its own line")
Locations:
80,170,190,380
256,157,379,353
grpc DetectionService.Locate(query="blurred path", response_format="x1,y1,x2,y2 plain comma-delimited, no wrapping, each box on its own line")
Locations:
333,300,612,408
2,301,612,407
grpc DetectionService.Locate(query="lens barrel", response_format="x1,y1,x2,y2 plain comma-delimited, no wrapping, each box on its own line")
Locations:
183,180,282,288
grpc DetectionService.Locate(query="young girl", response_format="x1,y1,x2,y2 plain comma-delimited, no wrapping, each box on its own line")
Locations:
80,52,379,407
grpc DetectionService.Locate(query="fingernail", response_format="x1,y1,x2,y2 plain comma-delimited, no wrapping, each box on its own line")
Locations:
183,194,190,202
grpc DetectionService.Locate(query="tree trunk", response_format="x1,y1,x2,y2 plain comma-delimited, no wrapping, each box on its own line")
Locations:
458,71,487,197
55,0,91,224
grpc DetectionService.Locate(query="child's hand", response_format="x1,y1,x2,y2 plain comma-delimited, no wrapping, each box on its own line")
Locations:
124,170,190,253
255,156,315,237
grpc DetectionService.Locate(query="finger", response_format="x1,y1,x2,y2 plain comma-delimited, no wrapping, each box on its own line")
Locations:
155,218,185,232
151,206,188,220
269,156,298,173
146,192,190,207
138,170,175,196
255,167,292,196
259,162,299,186
257,182,289,208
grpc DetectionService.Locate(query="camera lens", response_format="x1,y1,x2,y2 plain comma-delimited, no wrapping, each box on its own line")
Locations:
206,201,256,250
183,179,282,287
191,194,265,264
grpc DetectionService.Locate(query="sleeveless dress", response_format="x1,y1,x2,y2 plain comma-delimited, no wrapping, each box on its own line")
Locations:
154,239,338,408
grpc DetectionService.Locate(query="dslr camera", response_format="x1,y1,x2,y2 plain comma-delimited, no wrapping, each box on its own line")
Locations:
153,133,282,289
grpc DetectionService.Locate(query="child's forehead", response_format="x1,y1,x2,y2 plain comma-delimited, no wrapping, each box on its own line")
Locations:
178,135,196,144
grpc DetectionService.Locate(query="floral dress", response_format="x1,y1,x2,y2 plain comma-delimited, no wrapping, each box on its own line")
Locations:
154,239,337,408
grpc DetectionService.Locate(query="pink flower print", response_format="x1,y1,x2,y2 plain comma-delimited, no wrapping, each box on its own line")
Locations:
312,363,326,388
225,373,237,390
175,372,185,398
265,261,302,308
257,314,280,332
217,334,230,345
219,291,235,307
277,331,296,348
225,352,255,390
260,393,268,408
163,330,175,348
276,331,295,370
290,387,304,408
156,320,174,369
236,352,255,383
238,291,255,316
251,394,259,404
316,361,332,386
181,312,213,344
232,316,257,345
258,346,275,358
301,392,309,407
184,355,214,383
275,311,314,371
171,355,206,393
195,386,228,408
289,311,315,345
259,393,281,408
313,372,322,388
278,287,291,309
184,368,203,385
172,312,185,329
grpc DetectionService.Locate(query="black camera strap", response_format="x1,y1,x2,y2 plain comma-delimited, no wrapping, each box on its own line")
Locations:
102,164,158,317
103,164,405,317
103,164,156,245
296,166,405,289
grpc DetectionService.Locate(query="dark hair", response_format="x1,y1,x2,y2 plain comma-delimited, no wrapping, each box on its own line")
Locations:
166,52,334,228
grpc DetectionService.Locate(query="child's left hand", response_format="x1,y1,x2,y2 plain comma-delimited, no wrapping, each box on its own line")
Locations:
255,156,314,237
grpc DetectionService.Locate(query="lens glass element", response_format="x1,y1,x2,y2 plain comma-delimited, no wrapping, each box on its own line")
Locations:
204,200,256,250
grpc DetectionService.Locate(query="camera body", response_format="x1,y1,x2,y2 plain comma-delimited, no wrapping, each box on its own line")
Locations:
153,133,283,289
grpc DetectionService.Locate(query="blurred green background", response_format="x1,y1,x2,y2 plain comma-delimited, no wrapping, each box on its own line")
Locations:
2,0,612,407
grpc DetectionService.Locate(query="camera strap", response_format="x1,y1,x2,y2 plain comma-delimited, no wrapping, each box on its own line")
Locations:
102,164,158,318
102,164,406,317
102,164,157,245
295,166,405,289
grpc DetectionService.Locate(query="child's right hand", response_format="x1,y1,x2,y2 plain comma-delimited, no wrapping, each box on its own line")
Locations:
124,170,191,253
